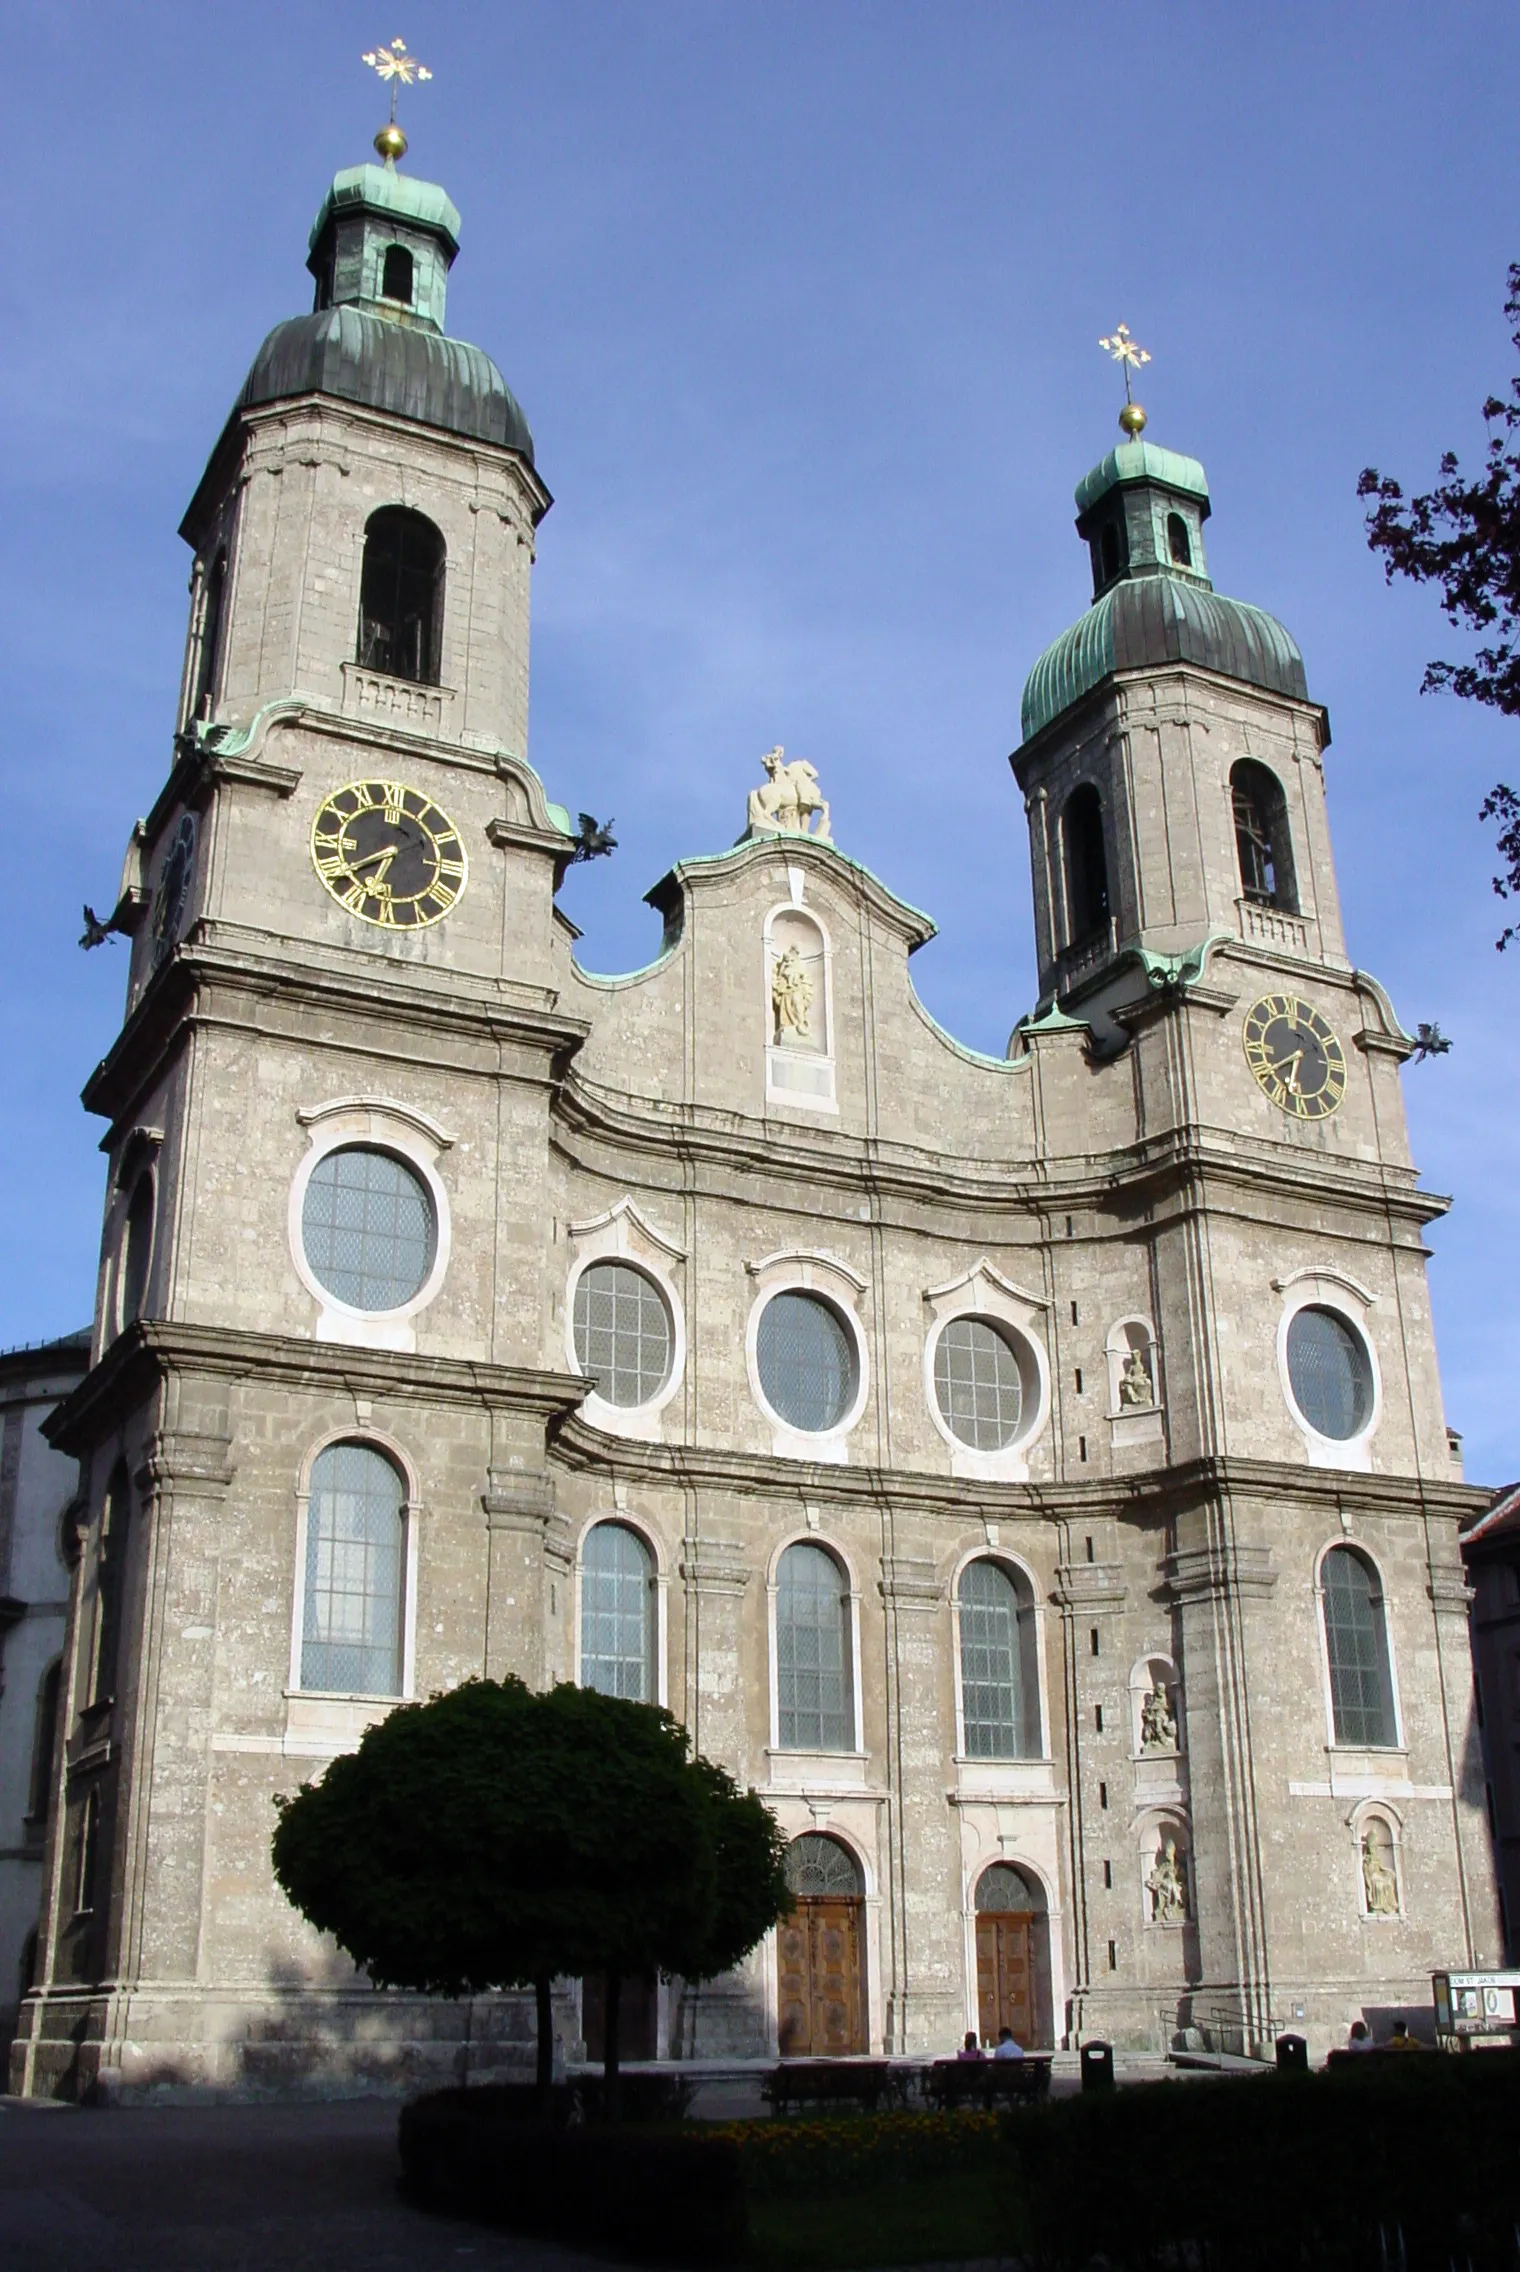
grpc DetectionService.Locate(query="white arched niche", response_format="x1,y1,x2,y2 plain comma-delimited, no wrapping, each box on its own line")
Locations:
764,872,836,1114
922,1261,1051,1483
564,1198,687,1445
1106,1316,1163,1450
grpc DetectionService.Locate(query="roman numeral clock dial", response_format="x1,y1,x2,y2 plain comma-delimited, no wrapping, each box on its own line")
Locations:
1242,992,1347,1121
310,780,468,930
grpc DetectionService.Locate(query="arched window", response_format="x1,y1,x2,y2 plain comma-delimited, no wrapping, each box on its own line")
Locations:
1099,521,1125,583
573,1263,673,1408
192,549,226,721
300,1442,406,1696
1062,784,1110,946
1321,1546,1397,1748
1231,760,1297,912
118,1173,155,1330
381,244,414,304
27,1658,63,1824
785,1832,862,1898
88,1466,132,1710
357,507,445,685
1166,511,1192,567
580,1521,656,1701
958,1559,1038,1759
776,1542,853,1751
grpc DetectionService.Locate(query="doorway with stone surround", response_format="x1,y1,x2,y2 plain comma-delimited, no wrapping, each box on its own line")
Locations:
777,1833,868,2056
975,1862,1052,2048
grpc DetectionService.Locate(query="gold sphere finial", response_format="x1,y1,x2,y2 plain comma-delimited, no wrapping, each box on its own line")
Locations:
1119,401,1148,438
374,121,408,163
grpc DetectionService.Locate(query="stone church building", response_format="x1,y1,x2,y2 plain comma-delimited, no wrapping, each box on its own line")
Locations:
10,136,1502,2098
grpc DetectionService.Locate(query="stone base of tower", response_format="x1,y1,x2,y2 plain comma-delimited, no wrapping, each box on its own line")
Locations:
9,1982,541,2103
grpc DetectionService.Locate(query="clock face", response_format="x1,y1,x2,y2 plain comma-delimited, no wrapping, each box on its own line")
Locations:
1242,992,1347,1120
151,813,197,965
310,780,468,930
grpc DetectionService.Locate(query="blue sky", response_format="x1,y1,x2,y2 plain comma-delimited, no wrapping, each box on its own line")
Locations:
6,2,1519,1481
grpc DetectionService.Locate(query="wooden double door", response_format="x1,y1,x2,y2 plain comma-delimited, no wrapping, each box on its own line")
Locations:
778,1896,867,2056
976,1912,1037,2047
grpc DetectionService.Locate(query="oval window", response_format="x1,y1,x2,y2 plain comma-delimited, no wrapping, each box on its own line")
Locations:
573,1262,672,1408
1286,1306,1373,1440
756,1291,857,1433
301,1146,436,1312
934,1317,1025,1450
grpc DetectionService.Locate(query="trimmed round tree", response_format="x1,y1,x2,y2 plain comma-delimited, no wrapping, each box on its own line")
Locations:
271,1677,786,2112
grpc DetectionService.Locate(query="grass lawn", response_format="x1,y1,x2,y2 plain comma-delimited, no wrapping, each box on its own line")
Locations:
746,2166,1029,2269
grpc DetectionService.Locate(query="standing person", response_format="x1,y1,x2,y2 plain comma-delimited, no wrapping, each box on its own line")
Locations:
992,2026,1024,2061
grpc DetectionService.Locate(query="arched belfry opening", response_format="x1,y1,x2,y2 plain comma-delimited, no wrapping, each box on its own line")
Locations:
778,1833,867,2057
1167,511,1192,567
381,244,414,305
1231,759,1297,912
357,507,445,685
1061,783,1110,947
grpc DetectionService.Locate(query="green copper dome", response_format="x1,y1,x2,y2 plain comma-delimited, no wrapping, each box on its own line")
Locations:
1020,440,1307,742
233,158,535,464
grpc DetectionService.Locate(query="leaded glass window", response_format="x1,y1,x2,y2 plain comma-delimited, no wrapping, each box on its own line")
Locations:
1322,1546,1397,1748
784,1832,861,1897
776,1542,853,1751
976,1861,1039,1914
301,1443,405,1696
1287,1307,1373,1440
580,1521,655,1700
958,1559,1033,1759
302,1146,435,1312
573,1263,672,1407
757,1292,856,1434
935,1318,1025,1451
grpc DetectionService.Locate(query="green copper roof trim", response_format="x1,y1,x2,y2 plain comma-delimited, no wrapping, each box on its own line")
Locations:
907,988,1027,1072
1074,439,1210,518
572,943,681,990
1134,930,1234,993
1013,1000,1090,1038
1019,574,1308,742
647,835,937,945
309,164,461,257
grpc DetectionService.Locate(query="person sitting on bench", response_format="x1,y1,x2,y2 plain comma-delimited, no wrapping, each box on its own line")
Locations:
956,2031,984,2060
992,2026,1024,2060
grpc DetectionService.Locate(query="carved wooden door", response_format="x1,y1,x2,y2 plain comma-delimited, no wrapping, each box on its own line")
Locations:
976,1913,1034,2046
777,1898,866,2055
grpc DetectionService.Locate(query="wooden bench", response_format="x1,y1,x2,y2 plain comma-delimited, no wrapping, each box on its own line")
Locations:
763,2059,905,2115
924,2055,1052,2110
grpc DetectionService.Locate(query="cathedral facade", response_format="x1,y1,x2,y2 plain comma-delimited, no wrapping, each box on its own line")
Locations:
11,145,1501,2099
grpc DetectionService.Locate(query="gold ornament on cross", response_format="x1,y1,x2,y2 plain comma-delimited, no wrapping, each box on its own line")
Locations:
1099,324,1151,438
362,36,433,163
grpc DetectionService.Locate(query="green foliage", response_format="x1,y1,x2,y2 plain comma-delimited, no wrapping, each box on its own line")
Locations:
271,1676,787,2001
1359,262,1520,944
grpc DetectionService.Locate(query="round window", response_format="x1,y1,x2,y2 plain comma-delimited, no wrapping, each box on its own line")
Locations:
573,1262,673,1408
934,1316,1025,1450
756,1291,857,1433
301,1146,436,1312
1286,1305,1373,1440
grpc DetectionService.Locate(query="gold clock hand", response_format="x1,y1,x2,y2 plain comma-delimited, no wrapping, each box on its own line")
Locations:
1282,1050,1303,1095
346,841,404,877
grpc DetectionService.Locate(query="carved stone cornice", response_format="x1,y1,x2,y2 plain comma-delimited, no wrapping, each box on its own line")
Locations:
1050,1561,1128,1614
134,1429,235,1498
44,1322,587,1459
481,1468,557,1533
679,1539,751,1597
878,1556,945,1611
1426,1564,1474,1614
1161,1541,1277,1606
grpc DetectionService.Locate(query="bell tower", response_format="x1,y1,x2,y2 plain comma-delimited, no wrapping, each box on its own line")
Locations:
1013,429,1350,1033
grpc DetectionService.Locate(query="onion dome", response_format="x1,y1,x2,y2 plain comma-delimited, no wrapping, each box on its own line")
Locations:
233,159,534,464
1020,441,1305,743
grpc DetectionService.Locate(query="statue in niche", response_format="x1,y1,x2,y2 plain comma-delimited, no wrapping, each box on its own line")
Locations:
1119,1344,1155,1408
1361,1824,1399,1918
771,944,816,1045
1140,1680,1179,1755
747,746,833,842
1147,1834,1189,1924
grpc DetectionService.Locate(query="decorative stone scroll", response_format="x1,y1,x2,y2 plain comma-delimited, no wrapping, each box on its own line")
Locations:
746,747,833,842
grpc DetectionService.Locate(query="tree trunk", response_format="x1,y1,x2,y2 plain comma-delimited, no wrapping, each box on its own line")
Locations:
603,1969,622,2123
534,1973,554,2115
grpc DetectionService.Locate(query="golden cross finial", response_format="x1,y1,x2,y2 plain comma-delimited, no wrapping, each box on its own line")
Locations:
362,36,433,161
1099,325,1151,438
